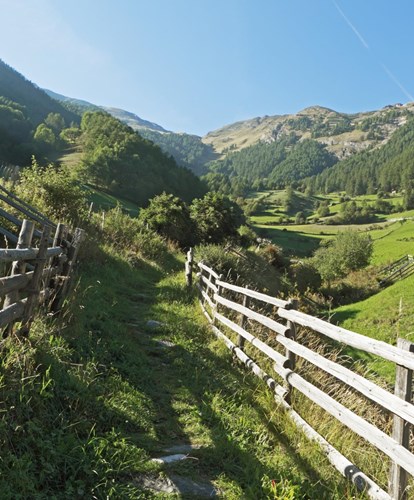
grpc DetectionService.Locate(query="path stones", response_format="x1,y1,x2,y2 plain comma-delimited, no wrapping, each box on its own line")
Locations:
136,473,218,497
151,453,188,464
146,320,164,328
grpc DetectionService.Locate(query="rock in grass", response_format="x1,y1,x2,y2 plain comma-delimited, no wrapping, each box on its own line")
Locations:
146,320,164,328
135,473,218,497
151,453,187,464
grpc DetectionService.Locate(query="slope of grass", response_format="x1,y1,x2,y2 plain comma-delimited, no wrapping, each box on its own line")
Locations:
83,185,140,216
332,273,414,380
0,242,358,498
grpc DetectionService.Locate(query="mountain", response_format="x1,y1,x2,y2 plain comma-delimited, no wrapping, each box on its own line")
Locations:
100,107,168,133
202,104,414,160
43,80,414,194
0,60,79,126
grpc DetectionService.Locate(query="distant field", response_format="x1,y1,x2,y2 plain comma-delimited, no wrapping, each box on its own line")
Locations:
83,185,140,216
250,189,414,260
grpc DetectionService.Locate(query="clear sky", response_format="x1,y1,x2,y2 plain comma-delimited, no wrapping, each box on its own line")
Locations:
0,0,413,135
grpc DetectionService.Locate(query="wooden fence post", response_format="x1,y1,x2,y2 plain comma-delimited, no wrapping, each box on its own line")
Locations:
18,225,51,336
3,219,35,336
389,338,414,500
43,223,67,307
52,227,85,312
185,248,193,288
283,299,298,404
214,273,223,324
238,290,250,349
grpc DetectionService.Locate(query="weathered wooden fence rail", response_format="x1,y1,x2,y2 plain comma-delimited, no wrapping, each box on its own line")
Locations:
186,253,414,500
0,186,84,337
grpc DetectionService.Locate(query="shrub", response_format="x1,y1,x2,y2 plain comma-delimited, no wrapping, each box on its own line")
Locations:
139,192,196,248
313,230,373,282
190,193,245,244
290,261,322,293
16,159,87,224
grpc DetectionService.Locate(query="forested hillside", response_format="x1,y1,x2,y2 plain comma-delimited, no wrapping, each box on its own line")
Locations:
138,129,217,175
307,117,414,196
78,112,206,205
0,61,205,207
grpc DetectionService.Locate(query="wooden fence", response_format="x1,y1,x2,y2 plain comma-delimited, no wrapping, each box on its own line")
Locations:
185,250,414,500
0,185,84,337
380,255,414,286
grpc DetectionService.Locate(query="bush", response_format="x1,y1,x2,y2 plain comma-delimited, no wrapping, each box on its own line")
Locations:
139,192,196,248
195,244,285,296
96,206,168,262
289,261,322,293
238,225,258,247
190,193,245,244
312,230,373,282
16,159,87,224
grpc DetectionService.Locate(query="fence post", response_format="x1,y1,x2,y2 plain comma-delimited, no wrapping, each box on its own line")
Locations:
18,225,51,336
213,273,223,324
43,223,67,308
238,289,250,349
52,227,85,312
389,338,414,500
283,299,298,404
185,248,193,288
3,219,35,336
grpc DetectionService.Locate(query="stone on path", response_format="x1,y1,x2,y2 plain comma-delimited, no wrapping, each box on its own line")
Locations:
156,339,176,348
151,453,188,464
146,320,164,328
136,473,218,497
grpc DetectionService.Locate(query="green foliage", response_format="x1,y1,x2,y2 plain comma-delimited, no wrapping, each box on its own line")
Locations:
190,192,246,244
139,192,196,248
0,58,79,126
16,158,87,223
270,139,337,187
138,129,216,175
313,230,373,282
97,205,168,261
309,116,414,196
79,111,206,205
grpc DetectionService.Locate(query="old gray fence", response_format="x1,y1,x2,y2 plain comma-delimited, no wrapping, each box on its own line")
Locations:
186,249,414,500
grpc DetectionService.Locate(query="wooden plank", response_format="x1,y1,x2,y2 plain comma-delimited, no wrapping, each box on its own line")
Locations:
18,226,51,335
0,246,62,262
272,363,414,476
196,283,215,311
275,334,414,426
0,299,26,329
275,396,390,500
200,274,218,293
0,226,18,244
215,294,289,336
0,272,32,297
0,183,55,227
216,279,290,308
278,308,414,371
215,312,291,368
238,294,250,349
198,262,219,280
0,207,44,240
0,191,55,229
210,323,288,399
389,339,414,500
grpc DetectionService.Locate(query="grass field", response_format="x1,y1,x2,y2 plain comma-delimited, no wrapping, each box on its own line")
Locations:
249,189,414,262
333,273,414,380
83,185,140,216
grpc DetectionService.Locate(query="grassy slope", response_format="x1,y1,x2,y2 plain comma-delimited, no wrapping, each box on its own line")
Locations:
333,274,414,380
0,243,357,499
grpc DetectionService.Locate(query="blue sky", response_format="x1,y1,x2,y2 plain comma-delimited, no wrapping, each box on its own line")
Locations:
0,0,413,135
